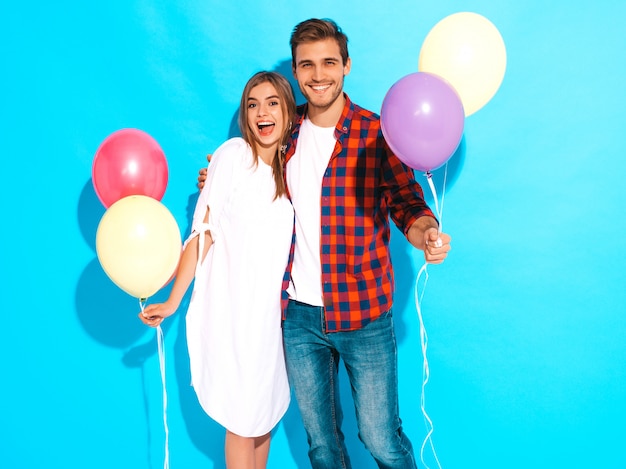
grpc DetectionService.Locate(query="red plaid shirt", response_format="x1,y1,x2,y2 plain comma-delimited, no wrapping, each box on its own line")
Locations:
282,94,436,332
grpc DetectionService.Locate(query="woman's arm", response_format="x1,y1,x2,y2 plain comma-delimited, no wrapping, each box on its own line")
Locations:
139,208,213,327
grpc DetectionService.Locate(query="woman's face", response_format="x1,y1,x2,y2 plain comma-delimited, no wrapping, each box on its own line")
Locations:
246,81,285,153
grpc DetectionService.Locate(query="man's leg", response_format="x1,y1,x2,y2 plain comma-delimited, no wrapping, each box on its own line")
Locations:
283,300,352,469
335,310,417,469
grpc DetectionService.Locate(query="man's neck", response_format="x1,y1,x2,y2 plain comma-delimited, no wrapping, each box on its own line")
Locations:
306,94,346,128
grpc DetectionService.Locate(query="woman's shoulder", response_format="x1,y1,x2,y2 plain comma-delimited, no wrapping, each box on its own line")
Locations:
213,137,249,159
209,137,252,172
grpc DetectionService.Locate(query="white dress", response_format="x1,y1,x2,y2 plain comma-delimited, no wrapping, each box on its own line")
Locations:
185,138,293,437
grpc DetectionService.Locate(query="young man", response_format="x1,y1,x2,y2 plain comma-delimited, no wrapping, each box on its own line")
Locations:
199,18,451,468
280,19,450,469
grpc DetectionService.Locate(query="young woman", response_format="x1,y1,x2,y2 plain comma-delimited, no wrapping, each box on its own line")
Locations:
140,71,296,469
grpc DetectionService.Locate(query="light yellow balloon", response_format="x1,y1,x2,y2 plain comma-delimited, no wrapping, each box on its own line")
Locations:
418,12,506,116
96,195,182,299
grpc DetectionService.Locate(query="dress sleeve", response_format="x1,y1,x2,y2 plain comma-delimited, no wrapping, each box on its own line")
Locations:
185,138,247,247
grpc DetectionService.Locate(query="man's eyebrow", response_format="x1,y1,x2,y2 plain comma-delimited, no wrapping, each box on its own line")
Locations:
296,56,341,65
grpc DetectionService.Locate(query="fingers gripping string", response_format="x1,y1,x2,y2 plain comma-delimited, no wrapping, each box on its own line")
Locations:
414,164,448,469
139,298,170,469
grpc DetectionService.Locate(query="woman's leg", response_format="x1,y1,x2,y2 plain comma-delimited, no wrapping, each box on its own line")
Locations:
225,430,271,469
254,432,271,469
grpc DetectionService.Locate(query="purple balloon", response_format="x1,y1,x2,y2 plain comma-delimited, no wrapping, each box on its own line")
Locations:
381,72,464,172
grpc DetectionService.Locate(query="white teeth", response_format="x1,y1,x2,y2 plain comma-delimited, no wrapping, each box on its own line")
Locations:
312,85,330,91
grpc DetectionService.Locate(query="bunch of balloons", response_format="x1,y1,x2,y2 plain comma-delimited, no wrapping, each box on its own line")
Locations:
92,129,181,299
381,12,507,172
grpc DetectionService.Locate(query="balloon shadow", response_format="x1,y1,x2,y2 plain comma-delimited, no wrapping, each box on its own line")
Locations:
77,179,105,253
75,180,151,348
75,258,150,348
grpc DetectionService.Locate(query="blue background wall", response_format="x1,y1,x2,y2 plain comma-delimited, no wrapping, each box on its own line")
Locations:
2,1,625,468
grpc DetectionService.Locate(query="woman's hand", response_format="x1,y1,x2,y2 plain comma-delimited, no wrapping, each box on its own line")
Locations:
138,301,177,328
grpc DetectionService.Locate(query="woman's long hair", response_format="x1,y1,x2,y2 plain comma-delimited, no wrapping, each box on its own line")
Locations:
238,71,296,199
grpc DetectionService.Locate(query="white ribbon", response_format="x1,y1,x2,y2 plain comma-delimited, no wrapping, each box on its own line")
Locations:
139,298,170,469
156,324,169,469
415,163,448,469
191,222,213,276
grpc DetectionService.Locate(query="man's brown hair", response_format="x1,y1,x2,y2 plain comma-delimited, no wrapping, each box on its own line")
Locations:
290,18,349,69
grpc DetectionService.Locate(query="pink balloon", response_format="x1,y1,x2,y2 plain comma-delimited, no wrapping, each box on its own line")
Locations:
92,128,168,208
381,72,464,172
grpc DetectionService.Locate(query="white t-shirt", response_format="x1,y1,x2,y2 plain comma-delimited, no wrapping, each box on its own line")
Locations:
286,118,336,306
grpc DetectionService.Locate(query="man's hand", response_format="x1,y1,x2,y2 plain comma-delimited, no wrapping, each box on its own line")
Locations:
422,228,451,264
197,154,212,191
407,216,451,264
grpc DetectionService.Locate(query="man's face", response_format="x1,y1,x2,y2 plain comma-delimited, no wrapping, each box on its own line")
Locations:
292,38,351,113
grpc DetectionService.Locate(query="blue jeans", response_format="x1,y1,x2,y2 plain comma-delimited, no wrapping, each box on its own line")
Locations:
283,300,417,469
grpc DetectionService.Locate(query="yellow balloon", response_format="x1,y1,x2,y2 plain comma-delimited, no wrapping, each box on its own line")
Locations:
96,195,182,299
418,12,506,116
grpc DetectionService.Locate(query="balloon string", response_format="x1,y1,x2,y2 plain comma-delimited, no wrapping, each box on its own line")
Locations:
139,299,170,469
414,164,448,469
425,162,447,233
414,263,440,469
156,324,170,469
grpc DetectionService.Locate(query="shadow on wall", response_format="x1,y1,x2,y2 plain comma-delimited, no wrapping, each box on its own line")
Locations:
76,181,147,348
76,181,227,466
